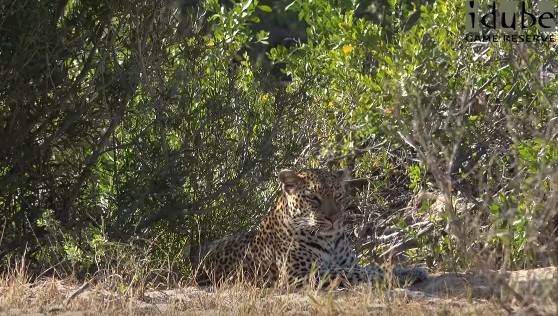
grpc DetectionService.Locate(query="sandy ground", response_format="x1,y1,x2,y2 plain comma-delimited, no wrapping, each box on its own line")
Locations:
0,267,556,315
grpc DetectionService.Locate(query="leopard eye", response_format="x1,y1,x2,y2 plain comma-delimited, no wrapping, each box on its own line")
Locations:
305,194,321,205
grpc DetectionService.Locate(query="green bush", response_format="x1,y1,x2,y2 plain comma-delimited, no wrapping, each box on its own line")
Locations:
270,0,557,270
1,0,556,281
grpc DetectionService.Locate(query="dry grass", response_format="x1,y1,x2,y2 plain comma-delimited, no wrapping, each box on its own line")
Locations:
0,280,495,315
1,265,556,316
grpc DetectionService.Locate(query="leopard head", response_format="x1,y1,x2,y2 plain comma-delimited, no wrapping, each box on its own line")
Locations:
277,168,350,232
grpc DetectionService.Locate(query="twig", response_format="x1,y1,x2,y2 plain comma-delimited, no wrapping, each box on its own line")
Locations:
64,281,91,305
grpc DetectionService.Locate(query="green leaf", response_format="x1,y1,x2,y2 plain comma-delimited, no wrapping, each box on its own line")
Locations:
297,10,304,21
241,0,253,12
258,5,272,12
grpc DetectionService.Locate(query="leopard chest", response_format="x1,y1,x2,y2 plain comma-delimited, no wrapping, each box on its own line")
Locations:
296,229,346,260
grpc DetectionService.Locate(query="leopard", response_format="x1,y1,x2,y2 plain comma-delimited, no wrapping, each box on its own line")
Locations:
194,168,428,288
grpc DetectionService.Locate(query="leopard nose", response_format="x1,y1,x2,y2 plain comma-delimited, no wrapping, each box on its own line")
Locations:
324,215,339,224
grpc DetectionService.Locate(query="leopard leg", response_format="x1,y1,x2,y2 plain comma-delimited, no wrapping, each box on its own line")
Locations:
317,265,428,287
316,265,385,287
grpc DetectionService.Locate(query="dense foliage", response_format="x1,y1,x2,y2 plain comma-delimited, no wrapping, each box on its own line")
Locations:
1,0,556,284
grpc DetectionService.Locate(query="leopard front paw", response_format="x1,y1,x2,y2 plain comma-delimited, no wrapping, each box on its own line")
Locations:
393,267,428,285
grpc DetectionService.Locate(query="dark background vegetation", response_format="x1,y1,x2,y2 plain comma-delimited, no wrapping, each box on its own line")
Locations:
1,0,557,285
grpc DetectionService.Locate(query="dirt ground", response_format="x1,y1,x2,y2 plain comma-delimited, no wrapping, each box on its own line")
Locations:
0,267,556,315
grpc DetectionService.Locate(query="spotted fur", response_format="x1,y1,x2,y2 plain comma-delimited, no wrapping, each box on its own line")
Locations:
195,168,427,287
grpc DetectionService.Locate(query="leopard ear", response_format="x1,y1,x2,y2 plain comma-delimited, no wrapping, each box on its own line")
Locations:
345,178,369,191
335,169,350,185
278,169,301,193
